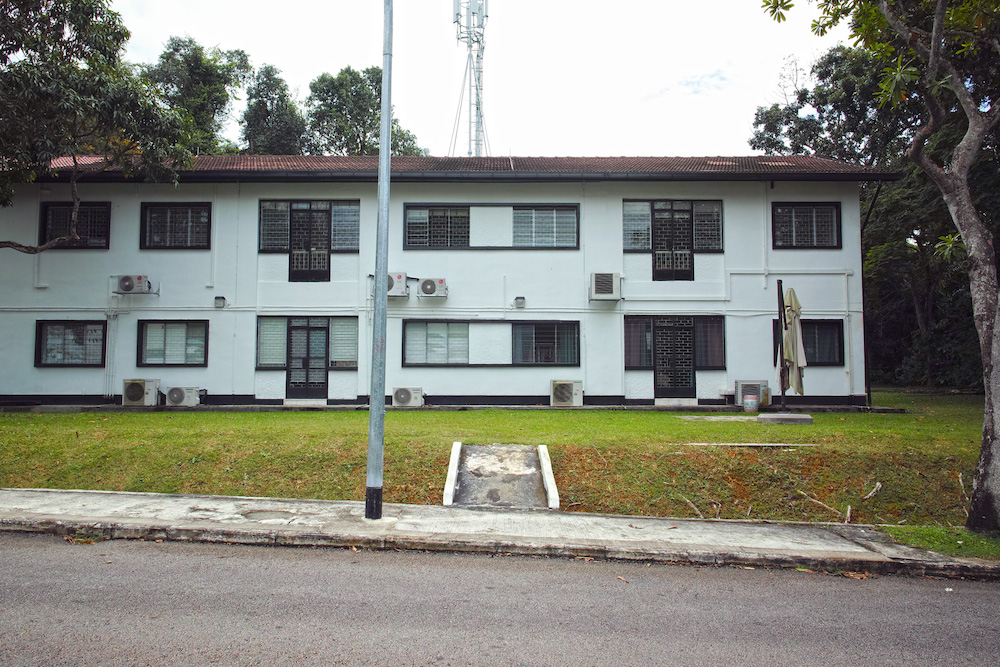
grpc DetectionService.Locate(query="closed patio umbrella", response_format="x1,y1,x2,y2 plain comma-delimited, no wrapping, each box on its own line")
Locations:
782,287,807,395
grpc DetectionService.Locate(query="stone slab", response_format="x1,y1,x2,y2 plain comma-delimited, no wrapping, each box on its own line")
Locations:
757,413,815,425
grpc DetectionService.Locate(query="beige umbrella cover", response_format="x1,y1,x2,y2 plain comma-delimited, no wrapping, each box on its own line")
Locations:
782,288,807,395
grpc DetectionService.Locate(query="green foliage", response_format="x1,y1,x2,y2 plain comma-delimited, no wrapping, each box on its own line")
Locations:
142,36,251,155
884,525,1000,560
306,66,424,156
241,65,307,155
0,0,190,251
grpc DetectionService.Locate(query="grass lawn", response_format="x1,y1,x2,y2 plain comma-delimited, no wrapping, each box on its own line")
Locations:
0,391,987,530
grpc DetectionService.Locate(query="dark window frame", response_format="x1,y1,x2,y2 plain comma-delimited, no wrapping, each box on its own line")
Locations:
771,202,842,249
402,320,471,367
404,205,471,249
257,199,361,254
624,315,726,371
38,201,111,249
256,316,359,370
402,202,582,251
772,318,845,367
511,321,581,367
140,202,212,250
34,320,108,367
137,319,209,367
511,205,580,249
622,199,724,254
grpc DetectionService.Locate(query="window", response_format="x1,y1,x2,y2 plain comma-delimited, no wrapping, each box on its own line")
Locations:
140,203,211,249
512,206,578,248
259,200,360,253
256,316,358,369
772,203,841,249
625,315,725,370
404,321,469,365
39,202,110,249
35,321,106,367
138,320,208,366
512,322,579,365
773,319,844,366
404,207,470,248
623,200,723,281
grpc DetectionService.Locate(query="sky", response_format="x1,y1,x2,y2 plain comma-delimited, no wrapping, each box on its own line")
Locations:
113,0,850,158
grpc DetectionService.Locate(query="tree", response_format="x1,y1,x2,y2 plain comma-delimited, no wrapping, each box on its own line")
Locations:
241,65,307,155
142,36,250,155
763,0,1000,531
0,0,190,254
750,45,997,388
306,66,424,156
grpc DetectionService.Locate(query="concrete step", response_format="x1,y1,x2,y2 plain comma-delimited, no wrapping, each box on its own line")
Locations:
443,442,559,509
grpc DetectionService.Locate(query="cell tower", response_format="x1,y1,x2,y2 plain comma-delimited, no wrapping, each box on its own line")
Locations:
454,0,488,157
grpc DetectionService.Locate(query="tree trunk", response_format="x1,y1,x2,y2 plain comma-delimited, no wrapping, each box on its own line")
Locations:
941,187,1000,531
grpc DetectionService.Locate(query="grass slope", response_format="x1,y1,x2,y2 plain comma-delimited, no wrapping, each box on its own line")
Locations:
0,392,984,527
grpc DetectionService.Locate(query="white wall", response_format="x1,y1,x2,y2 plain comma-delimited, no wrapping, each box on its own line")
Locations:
0,178,865,404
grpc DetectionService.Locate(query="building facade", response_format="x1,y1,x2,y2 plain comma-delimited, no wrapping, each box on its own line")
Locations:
0,155,893,407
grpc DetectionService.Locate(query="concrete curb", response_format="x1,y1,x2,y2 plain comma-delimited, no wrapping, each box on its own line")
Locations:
1,488,997,580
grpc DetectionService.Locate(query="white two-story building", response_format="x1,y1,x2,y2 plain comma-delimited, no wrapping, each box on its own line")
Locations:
0,155,893,408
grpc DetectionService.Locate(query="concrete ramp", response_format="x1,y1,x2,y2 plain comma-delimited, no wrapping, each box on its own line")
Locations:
444,442,559,509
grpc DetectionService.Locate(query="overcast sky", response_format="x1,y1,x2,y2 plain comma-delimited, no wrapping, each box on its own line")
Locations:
113,0,849,158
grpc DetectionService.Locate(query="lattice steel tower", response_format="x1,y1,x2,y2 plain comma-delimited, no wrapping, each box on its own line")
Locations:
454,0,488,157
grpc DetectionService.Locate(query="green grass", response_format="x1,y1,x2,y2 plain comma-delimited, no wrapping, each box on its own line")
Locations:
882,526,1000,561
0,391,986,530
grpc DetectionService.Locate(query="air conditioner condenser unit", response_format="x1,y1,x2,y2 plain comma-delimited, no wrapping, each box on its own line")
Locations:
122,379,159,406
388,272,409,297
165,387,201,407
551,380,583,407
735,380,771,407
418,278,448,297
114,274,154,294
589,272,621,301
392,387,424,407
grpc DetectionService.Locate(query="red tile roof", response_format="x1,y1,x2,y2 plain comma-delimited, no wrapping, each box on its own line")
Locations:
46,154,896,182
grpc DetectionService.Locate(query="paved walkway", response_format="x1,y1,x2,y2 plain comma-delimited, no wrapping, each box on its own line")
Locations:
1,488,997,579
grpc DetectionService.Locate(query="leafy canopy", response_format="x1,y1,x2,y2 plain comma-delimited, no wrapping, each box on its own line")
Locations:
0,0,190,252
142,36,251,155
241,65,307,155
306,66,423,156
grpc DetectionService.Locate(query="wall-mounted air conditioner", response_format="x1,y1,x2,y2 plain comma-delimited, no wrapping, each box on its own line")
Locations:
418,278,448,298
551,380,583,407
392,387,424,407
388,272,409,297
735,380,771,407
589,272,621,301
113,274,154,294
165,386,200,407
122,379,159,406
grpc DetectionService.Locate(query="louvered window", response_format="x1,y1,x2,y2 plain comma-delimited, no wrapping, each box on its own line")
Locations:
256,316,358,369
139,321,208,366
35,321,107,367
624,200,722,280
141,203,211,249
403,322,469,365
512,207,578,247
258,200,360,252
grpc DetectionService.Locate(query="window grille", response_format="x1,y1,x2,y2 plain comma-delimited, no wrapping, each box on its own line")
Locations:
512,207,578,247
512,322,579,365
405,207,470,247
35,321,106,367
40,202,111,248
141,204,211,249
772,204,841,248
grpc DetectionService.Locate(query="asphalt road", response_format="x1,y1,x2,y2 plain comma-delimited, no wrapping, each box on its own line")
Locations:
1,532,998,666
